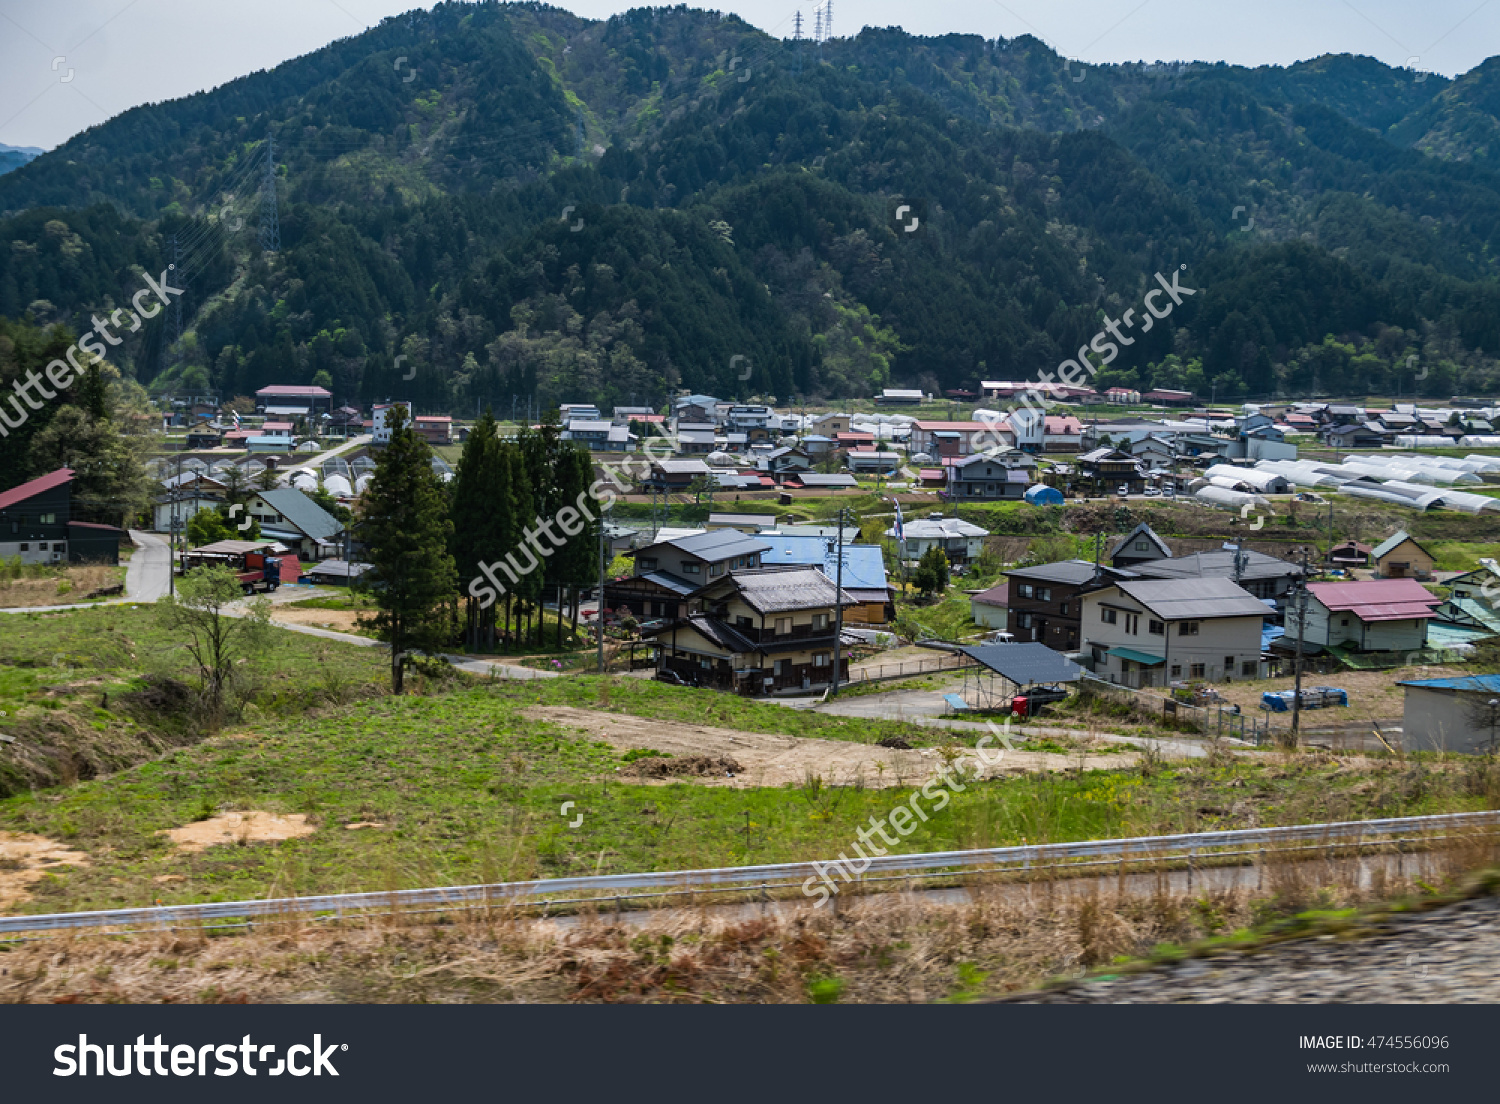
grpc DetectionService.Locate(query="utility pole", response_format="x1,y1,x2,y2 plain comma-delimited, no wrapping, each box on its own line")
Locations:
828,507,848,698
1290,549,1308,745
596,503,608,674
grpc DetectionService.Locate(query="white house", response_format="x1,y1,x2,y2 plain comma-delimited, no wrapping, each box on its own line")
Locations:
372,401,413,445
1285,579,1441,654
1080,577,1269,687
884,514,989,566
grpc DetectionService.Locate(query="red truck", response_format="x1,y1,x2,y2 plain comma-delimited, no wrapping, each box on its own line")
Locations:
235,550,282,595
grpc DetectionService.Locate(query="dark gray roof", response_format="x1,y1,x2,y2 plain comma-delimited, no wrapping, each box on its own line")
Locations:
256,487,343,544
953,642,1082,685
643,529,772,562
724,566,855,613
792,473,858,487
1129,549,1305,583
638,570,699,596
1114,578,1270,619
1007,559,1134,586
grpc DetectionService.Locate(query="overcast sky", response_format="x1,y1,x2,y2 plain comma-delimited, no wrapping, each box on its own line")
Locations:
2,0,1496,150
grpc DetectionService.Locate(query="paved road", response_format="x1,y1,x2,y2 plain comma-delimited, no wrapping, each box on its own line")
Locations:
124,529,170,601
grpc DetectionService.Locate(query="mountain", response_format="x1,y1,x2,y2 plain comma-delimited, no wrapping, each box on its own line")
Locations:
0,143,45,176
0,1,1498,410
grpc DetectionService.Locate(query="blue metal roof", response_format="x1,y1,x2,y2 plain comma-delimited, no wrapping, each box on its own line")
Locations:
1397,674,1500,692
755,536,889,591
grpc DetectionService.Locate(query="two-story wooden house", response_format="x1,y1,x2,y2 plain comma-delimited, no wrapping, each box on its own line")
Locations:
642,566,857,693
1284,579,1441,655
606,530,771,622
945,450,1037,501
1004,559,1137,652
1077,447,1144,495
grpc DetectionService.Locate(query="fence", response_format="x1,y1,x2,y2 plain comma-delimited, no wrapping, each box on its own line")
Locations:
1077,674,1273,743
841,652,975,687
2,811,1494,937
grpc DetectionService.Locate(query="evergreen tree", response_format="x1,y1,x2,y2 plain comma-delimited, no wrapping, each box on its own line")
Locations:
450,411,509,649
913,545,950,598
359,404,457,692
551,443,599,646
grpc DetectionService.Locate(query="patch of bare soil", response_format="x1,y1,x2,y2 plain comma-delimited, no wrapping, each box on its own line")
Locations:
269,607,365,633
0,565,119,609
0,832,89,910
523,706,1135,788
159,811,315,854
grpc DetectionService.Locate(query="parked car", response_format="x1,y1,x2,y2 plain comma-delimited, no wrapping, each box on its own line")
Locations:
1143,485,1160,497
655,669,694,687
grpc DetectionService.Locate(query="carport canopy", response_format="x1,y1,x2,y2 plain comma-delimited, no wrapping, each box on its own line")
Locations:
952,642,1082,686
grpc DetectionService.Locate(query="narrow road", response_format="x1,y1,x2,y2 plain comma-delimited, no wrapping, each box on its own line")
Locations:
124,529,170,602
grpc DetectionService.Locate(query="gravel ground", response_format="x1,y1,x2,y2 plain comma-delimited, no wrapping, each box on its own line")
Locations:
1022,894,1500,1003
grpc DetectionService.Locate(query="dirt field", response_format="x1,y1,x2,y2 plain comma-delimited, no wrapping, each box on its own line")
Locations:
0,831,89,908
523,705,1135,788
159,811,315,854
1210,666,1469,725
269,607,366,633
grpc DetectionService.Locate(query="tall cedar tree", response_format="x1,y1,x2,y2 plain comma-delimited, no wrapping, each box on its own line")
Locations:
500,439,533,647
550,443,599,646
516,423,558,646
450,411,509,648
361,404,457,691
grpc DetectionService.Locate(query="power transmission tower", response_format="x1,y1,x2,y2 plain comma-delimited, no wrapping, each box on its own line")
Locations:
259,131,281,253
793,10,803,74
168,234,183,347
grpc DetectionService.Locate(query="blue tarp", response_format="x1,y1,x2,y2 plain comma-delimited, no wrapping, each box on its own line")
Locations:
1024,484,1064,505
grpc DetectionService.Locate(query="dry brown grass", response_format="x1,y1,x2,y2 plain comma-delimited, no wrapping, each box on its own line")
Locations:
0,566,120,609
2,850,1487,1004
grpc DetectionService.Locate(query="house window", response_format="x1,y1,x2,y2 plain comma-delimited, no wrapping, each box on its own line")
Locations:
775,618,790,635
1179,621,1200,636
1059,602,1069,616
1102,608,1117,625
813,652,829,667
1190,663,1205,678
1125,613,1139,635
813,613,829,631
18,543,27,552
1017,583,1034,598
773,659,785,675
39,513,56,525
1037,587,1052,601
1134,540,1148,551
1340,617,1349,627
1224,656,1235,671
1148,620,1164,635
1241,661,1257,677
638,557,657,571
1170,664,1182,678
1015,613,1032,629
736,616,753,630
682,563,701,575
709,564,723,577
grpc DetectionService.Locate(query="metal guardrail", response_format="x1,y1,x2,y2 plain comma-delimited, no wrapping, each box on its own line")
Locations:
2,811,1495,936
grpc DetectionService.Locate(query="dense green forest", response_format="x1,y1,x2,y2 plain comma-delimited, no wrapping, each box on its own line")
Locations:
2,2,1500,409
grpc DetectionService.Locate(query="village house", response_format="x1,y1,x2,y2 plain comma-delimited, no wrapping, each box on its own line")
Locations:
0,468,124,565
970,581,1009,630
1371,530,1435,580
884,514,989,566
1005,560,1138,652
642,566,858,694
1129,547,1307,608
1284,578,1441,654
244,487,345,561
1108,523,1174,569
1397,675,1500,754
607,530,771,623
909,420,992,458
756,534,895,624
946,451,1036,501
255,384,333,419
1077,447,1144,495
1080,577,1269,687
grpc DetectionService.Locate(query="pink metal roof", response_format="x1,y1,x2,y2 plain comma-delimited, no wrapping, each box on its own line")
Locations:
0,468,73,511
1308,578,1441,622
256,385,331,396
